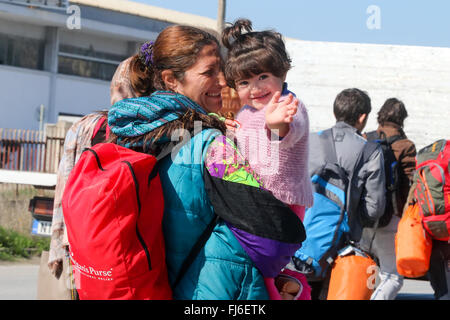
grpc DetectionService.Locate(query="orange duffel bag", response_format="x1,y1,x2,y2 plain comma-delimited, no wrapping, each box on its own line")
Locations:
395,203,433,278
327,246,378,300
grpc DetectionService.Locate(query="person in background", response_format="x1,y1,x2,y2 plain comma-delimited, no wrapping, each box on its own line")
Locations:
428,238,450,300
360,98,417,300
48,56,138,280
305,88,386,299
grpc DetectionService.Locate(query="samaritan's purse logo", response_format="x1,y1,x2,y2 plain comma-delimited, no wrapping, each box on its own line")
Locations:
70,253,113,281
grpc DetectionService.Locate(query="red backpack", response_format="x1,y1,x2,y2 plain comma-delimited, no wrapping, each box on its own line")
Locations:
62,142,172,300
413,139,450,241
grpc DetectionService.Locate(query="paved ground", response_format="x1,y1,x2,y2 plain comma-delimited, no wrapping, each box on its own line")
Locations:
396,279,435,300
0,257,40,300
0,257,436,300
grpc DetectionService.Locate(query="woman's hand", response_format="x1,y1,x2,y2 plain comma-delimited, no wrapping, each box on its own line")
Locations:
265,92,298,137
224,119,241,132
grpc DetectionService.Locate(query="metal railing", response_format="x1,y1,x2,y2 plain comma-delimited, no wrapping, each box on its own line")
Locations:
0,124,67,173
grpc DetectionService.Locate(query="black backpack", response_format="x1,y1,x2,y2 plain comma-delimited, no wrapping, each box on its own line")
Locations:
365,130,403,227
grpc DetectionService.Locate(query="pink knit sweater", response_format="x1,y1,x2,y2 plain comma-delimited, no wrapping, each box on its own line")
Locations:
235,92,313,208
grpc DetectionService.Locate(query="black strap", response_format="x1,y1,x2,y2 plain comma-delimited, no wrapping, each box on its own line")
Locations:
366,130,404,146
91,116,108,146
385,134,403,145
365,130,379,142
172,214,220,289
365,132,400,247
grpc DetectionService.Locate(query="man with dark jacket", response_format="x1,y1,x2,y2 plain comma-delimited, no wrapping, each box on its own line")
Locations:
360,98,417,300
308,88,386,299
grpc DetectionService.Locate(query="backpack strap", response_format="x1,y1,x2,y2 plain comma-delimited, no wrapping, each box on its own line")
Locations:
172,214,220,289
315,128,351,276
361,140,379,163
365,130,380,142
366,129,404,146
91,116,110,145
361,140,383,249
92,116,106,141
318,128,339,165
385,134,403,145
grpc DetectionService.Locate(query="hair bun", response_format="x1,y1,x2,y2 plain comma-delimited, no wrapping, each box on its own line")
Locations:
222,18,253,49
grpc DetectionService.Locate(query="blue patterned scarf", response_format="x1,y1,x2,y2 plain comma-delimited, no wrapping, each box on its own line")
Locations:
108,91,207,146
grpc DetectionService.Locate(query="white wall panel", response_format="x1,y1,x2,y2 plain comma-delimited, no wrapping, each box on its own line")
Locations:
0,66,50,130
54,74,110,116
286,39,450,150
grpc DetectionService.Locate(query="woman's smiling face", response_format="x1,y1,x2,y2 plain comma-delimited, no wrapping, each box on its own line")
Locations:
235,72,285,110
173,44,226,114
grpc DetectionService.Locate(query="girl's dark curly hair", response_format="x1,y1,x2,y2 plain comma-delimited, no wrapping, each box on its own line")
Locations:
221,18,291,88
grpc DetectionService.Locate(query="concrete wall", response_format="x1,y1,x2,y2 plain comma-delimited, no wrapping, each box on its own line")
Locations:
0,65,51,130
285,39,450,151
0,65,109,130
54,74,109,116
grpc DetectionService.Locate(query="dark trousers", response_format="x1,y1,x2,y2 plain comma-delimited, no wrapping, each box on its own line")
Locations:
428,240,450,300
309,272,331,300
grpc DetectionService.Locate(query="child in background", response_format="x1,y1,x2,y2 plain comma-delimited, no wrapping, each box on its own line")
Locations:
222,19,313,300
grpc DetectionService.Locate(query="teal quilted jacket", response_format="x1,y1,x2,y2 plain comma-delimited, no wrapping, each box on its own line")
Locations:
158,129,269,300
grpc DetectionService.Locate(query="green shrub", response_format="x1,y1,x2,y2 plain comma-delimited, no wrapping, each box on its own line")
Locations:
0,226,50,260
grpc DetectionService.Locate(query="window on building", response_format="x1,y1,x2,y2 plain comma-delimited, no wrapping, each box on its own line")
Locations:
0,0,68,9
0,33,45,70
58,44,127,81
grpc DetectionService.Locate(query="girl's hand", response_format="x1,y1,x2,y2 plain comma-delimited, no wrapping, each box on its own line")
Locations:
265,92,298,137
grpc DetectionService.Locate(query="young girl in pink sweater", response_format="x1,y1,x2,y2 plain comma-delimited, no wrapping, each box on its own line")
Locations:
222,19,314,300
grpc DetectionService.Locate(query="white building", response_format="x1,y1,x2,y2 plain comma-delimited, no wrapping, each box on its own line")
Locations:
0,0,216,130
